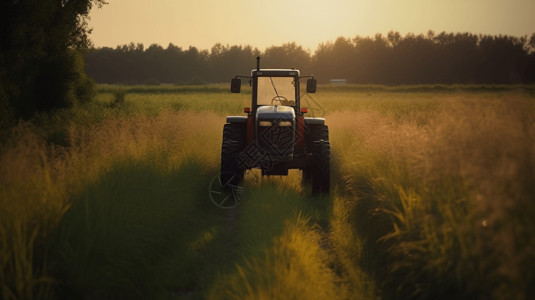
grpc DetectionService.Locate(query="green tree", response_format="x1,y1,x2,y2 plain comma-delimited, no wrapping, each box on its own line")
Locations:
0,0,106,124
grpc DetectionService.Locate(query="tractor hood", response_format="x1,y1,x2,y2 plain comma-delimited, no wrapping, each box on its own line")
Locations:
256,105,295,120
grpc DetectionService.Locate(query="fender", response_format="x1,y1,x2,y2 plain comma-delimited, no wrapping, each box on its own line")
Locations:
304,117,325,125
226,116,247,123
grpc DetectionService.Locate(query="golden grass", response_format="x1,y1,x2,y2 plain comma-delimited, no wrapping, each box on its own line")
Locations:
208,214,343,300
2,86,534,298
0,110,223,299
329,194,377,299
328,93,535,298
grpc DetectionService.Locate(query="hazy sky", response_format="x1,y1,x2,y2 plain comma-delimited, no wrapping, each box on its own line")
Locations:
88,0,535,52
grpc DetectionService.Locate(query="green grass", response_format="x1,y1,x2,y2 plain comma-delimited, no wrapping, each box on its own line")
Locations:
1,84,534,299
47,161,207,298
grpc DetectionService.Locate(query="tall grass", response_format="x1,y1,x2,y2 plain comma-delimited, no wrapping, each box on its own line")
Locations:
2,85,533,299
207,178,340,299
329,94,535,298
206,169,378,299
209,213,341,300
0,104,223,298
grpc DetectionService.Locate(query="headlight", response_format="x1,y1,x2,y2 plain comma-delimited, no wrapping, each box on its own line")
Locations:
259,121,272,126
278,121,292,127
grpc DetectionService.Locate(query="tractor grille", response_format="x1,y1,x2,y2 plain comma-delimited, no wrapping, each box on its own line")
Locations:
258,121,294,160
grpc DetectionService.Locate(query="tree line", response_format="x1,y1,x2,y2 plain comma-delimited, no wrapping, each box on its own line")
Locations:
85,31,535,85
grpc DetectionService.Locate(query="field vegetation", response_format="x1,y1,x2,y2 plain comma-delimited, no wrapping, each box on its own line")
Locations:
1,84,534,299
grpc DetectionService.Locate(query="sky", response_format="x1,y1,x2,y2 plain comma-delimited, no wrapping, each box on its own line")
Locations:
88,0,535,52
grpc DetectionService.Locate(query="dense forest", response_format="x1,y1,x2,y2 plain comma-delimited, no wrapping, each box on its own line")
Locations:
85,31,535,85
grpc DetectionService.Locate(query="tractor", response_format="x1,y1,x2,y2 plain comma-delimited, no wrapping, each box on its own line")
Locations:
220,57,330,195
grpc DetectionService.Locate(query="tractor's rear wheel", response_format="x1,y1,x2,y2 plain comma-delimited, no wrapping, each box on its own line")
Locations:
311,140,330,194
220,141,244,188
223,123,246,145
304,124,330,194
302,168,313,185
220,124,245,188
306,125,329,152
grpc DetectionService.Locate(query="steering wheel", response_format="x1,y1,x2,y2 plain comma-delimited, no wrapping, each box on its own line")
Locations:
271,95,288,106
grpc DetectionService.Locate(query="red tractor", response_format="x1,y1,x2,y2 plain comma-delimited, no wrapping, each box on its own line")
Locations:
220,57,330,195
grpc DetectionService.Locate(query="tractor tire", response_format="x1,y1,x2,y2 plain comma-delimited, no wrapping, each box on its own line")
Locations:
302,168,313,185
223,123,245,144
220,140,244,188
307,125,329,141
306,125,329,153
221,123,245,188
311,140,330,194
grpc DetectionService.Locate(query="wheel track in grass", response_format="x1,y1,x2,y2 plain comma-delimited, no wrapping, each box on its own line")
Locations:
179,164,378,299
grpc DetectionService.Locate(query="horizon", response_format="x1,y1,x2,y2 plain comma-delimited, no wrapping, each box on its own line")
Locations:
86,30,535,53
88,0,535,52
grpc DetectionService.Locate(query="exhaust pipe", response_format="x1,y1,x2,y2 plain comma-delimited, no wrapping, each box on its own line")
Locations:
256,56,260,71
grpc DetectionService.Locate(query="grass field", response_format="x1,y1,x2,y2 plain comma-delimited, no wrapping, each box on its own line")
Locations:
1,84,534,299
